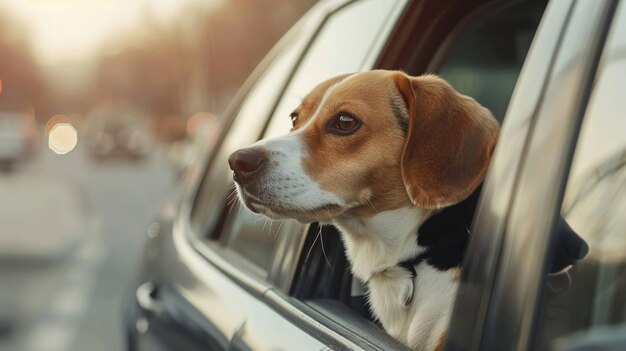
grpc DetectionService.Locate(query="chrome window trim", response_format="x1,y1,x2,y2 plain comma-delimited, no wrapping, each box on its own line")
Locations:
263,290,412,351
447,0,577,348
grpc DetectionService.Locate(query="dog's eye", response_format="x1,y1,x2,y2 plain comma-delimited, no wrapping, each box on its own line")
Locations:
337,115,357,130
328,114,360,135
290,112,298,127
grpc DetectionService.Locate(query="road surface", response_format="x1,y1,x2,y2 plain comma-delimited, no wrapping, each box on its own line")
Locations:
0,140,176,351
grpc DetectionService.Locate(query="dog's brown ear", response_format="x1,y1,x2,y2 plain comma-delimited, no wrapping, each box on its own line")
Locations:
392,72,499,209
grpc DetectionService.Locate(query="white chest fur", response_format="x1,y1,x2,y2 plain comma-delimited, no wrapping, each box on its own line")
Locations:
333,207,458,351
334,207,427,281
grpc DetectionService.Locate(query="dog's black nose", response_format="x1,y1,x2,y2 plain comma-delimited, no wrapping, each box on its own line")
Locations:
228,148,267,183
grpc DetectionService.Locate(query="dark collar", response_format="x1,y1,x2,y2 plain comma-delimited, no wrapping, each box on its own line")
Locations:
398,185,482,277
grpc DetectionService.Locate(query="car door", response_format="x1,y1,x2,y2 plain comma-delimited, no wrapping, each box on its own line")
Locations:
447,0,621,350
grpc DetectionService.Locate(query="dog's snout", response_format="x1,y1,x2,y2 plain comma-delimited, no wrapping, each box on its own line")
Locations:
228,148,267,183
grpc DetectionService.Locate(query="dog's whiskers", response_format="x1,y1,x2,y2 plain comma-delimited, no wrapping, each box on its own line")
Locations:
304,226,321,263
268,218,275,236
226,186,239,208
306,212,334,272
261,217,270,233
227,199,240,216
318,225,334,272
226,184,237,198
273,220,285,239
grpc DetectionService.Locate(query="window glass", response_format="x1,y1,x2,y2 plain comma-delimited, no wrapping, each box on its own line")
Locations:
436,1,547,122
190,30,306,234
536,3,626,349
263,0,400,137
221,0,402,274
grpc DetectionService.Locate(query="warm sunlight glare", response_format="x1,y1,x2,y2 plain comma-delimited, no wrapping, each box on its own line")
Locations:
0,0,217,65
48,123,78,155
1,0,134,64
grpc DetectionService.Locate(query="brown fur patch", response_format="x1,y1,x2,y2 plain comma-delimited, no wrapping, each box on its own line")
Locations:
393,73,499,209
296,71,414,217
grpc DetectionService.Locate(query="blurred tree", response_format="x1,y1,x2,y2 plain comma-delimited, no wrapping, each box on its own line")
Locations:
0,12,43,115
92,0,316,120
95,28,183,116
192,0,318,114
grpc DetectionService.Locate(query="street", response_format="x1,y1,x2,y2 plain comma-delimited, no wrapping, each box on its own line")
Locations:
0,0,316,350
0,140,176,351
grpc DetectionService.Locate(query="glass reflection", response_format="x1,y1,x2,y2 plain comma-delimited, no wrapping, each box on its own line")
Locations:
537,4,626,349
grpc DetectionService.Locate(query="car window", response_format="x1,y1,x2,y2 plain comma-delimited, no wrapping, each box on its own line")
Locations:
189,28,307,234
219,0,404,276
292,0,548,326
434,0,547,122
535,4,626,349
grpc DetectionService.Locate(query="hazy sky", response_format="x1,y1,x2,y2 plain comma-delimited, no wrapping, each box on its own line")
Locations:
0,0,216,66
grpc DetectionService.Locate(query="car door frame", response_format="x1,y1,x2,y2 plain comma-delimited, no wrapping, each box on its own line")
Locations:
447,0,619,350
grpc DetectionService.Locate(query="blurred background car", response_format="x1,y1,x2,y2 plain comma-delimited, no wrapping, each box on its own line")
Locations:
84,106,152,161
0,110,37,171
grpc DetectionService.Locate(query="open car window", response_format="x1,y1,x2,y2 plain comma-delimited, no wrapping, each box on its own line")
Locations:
535,4,626,349
292,0,548,321
217,0,405,279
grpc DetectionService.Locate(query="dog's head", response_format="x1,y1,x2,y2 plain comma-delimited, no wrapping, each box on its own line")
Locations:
228,70,499,223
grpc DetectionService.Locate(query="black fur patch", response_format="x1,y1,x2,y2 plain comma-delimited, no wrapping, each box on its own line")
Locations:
399,186,482,272
549,217,589,273
418,185,481,270
398,184,588,273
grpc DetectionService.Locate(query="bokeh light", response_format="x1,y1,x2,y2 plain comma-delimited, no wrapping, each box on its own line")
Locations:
46,114,71,134
48,123,78,155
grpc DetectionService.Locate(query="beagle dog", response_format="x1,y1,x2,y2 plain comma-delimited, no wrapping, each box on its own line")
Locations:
227,70,584,350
